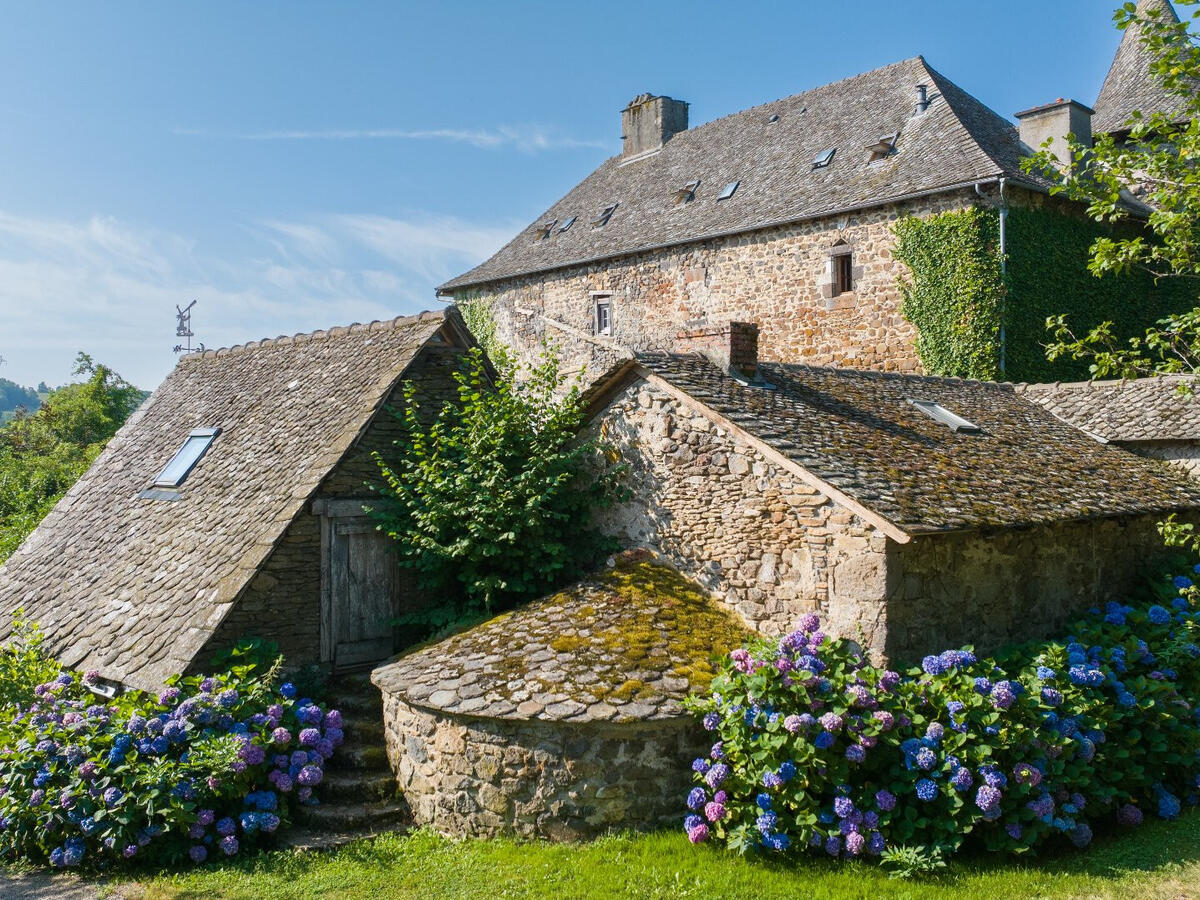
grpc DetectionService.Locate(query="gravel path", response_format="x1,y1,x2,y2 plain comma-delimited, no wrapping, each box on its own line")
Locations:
0,871,130,900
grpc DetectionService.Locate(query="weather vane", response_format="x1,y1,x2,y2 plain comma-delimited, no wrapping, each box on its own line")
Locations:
173,300,205,354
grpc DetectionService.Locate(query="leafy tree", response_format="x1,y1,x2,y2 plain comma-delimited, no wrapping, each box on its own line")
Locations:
370,345,623,630
1023,1,1200,381
0,354,144,561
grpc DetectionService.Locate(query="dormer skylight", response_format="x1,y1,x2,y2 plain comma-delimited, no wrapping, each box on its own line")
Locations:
535,220,556,240
675,180,700,204
593,203,618,227
813,148,836,169
153,428,220,488
717,181,739,201
557,216,576,233
867,134,898,162
908,400,980,434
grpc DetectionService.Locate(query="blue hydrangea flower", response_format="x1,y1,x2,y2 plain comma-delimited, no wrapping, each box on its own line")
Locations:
1036,666,1056,681
763,832,790,852
756,793,772,810
778,761,797,782
755,812,778,835
915,747,937,771
915,779,939,801
950,767,973,791
1174,575,1194,590
702,712,720,731
683,814,702,832
814,731,835,750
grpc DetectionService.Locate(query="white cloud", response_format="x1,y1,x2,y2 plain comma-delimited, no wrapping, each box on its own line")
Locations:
172,124,606,153
0,209,515,391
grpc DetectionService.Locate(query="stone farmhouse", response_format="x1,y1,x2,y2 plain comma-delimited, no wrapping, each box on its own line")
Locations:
437,0,1186,384
1020,377,1200,478
0,310,473,694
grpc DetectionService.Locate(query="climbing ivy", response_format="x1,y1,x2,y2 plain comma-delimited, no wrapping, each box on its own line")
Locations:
894,204,1195,382
455,292,502,360
893,207,1005,380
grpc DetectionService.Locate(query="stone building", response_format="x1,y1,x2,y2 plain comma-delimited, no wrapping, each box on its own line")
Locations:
0,309,474,693
580,323,1200,661
437,2,1186,384
1019,377,1200,479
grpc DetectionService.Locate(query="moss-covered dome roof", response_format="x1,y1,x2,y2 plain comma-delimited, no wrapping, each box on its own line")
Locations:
371,553,751,723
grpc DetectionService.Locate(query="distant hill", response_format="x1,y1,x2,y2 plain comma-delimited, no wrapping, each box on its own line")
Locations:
0,378,42,423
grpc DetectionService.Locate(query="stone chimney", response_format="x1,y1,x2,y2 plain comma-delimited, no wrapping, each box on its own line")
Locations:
1015,99,1094,170
676,321,759,380
621,94,689,161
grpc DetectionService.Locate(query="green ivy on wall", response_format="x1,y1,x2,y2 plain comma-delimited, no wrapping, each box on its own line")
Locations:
455,292,502,361
894,207,1005,380
894,204,1197,383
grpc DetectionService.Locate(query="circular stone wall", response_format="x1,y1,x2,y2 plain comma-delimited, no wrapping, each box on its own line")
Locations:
371,553,750,839
381,692,705,840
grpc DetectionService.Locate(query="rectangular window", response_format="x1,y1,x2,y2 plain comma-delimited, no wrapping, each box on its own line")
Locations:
593,203,618,227
153,427,220,488
834,252,854,295
717,181,739,201
908,399,981,434
593,295,613,336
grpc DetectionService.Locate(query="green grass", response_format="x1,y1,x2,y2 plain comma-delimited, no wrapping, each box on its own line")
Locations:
122,811,1200,900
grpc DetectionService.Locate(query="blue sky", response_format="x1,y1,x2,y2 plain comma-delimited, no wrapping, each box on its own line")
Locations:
0,0,1133,389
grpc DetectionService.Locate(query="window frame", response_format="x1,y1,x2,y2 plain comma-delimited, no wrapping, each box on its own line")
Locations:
829,242,854,296
591,292,613,337
152,427,220,488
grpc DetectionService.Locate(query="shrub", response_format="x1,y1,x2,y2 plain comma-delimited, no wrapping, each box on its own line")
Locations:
683,569,1200,860
0,629,343,869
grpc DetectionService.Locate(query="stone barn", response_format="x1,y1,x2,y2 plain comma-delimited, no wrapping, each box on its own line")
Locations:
1019,377,1200,480
581,323,1200,661
0,309,473,694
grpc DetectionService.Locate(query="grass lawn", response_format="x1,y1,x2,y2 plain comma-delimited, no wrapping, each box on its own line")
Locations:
120,809,1200,900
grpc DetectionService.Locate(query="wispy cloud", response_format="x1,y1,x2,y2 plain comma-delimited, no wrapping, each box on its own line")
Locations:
173,123,605,153
0,209,516,390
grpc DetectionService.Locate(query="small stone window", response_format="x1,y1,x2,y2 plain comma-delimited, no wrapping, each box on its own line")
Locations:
592,293,613,337
831,242,854,296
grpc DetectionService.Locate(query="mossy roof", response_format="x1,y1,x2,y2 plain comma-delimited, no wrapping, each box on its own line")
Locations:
371,556,751,723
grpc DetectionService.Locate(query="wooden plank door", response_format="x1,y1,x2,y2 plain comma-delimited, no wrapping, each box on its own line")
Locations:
328,519,400,670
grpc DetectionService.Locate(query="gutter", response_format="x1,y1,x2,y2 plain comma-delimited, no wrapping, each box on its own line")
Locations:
437,174,1049,296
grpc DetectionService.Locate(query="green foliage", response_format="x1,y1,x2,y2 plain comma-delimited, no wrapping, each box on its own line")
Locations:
894,207,1005,380
0,612,61,707
455,294,502,361
880,843,947,880
370,345,623,630
0,354,144,561
684,578,1200,862
0,378,40,421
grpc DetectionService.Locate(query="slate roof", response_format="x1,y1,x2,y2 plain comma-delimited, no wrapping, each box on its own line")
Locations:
0,310,460,694
1017,377,1200,442
1094,0,1188,135
625,353,1200,536
372,553,750,723
441,56,1049,293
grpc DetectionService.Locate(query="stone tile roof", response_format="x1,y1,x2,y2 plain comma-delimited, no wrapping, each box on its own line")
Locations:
1017,377,1200,442
372,553,751,723
0,310,455,694
1093,0,1187,135
629,353,1200,535
441,56,1048,292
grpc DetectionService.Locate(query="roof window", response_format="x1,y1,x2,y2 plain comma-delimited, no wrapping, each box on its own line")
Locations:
153,428,220,488
675,179,700,204
593,203,618,227
768,113,780,123
908,400,981,434
557,216,576,233
535,220,556,240
813,148,836,169
717,181,739,201
867,134,898,163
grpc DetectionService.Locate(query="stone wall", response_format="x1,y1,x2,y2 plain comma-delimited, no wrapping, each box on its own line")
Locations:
197,345,466,668
588,377,889,650
1126,441,1200,481
452,190,979,380
380,692,705,840
885,514,1185,663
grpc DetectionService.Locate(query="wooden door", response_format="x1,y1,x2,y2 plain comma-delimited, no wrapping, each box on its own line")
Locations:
327,518,400,670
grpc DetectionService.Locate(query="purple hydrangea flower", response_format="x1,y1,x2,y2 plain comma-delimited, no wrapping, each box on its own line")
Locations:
215,817,236,836
702,712,720,731
1006,823,1023,840
845,744,866,764
783,714,803,734
189,845,208,863
1013,762,1043,787
103,787,123,807
220,835,239,856
687,787,706,811
299,728,321,747
819,712,844,733
833,796,855,818
976,785,1003,813
1070,823,1093,847
875,789,897,812
879,670,900,690
705,763,730,789
915,747,937,771
990,681,1016,710
704,801,726,823
272,727,291,745
824,835,841,857
925,722,944,743
297,764,324,787
1117,803,1143,826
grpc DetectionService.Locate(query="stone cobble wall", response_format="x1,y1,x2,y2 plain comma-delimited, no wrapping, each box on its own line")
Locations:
197,346,465,668
589,378,889,650
456,191,977,380
381,692,706,840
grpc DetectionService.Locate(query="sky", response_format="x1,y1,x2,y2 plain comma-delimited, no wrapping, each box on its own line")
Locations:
0,0,1137,390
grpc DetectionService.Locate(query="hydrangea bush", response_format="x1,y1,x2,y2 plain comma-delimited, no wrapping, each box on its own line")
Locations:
0,633,343,869
683,568,1200,860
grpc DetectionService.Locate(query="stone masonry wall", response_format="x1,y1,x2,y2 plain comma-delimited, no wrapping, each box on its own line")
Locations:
454,190,978,380
381,692,706,840
588,378,889,652
197,346,466,668
886,515,1185,663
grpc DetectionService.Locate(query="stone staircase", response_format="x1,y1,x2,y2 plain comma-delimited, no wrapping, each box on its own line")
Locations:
280,674,410,851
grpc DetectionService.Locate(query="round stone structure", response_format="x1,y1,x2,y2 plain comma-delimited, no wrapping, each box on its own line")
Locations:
370,552,750,840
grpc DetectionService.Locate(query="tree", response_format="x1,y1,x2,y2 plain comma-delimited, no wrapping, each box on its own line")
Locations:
1023,1,1200,381
369,345,623,631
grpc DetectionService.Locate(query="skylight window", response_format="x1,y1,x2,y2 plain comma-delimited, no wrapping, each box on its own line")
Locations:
867,134,898,162
557,216,576,233
675,179,700,203
908,400,981,434
153,428,220,488
535,220,556,240
717,181,739,201
593,203,618,227
813,148,836,169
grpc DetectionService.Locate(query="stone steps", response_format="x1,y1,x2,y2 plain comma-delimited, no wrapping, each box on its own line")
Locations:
329,742,391,772
296,798,409,831
321,768,397,802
